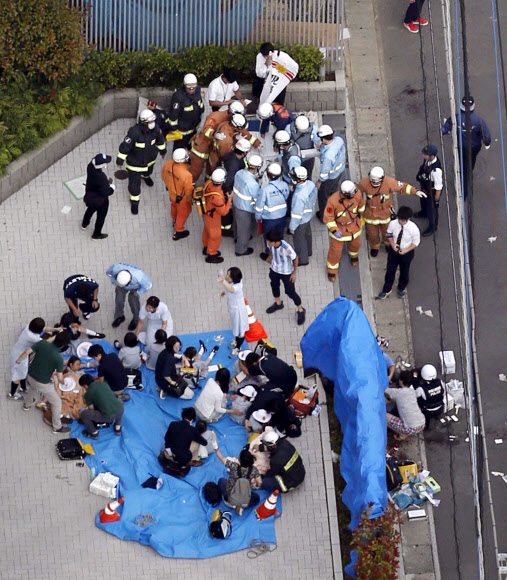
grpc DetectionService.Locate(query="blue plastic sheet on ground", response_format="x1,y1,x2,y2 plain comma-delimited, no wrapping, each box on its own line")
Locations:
300,297,387,577
71,331,280,558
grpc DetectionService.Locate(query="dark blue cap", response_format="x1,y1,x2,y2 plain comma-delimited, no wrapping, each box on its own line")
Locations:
92,153,112,167
422,144,437,156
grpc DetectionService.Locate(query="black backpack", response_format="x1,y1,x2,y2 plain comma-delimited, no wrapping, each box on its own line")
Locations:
56,438,87,460
209,510,232,539
386,459,403,491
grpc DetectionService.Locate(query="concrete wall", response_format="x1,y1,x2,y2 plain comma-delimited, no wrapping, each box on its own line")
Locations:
0,71,345,202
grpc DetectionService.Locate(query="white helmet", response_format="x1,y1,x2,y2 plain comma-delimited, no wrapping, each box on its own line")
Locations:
247,154,263,170
267,162,282,179
274,130,291,146
257,103,274,120
231,113,247,129
421,364,437,381
262,430,280,447
295,115,310,132
290,166,308,183
228,101,245,115
173,148,189,163
211,167,227,185
235,138,251,154
116,270,132,287
369,166,385,187
140,109,156,124
341,180,357,198
317,124,334,139
183,73,198,88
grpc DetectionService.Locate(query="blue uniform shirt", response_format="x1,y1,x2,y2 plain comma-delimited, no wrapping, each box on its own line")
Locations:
255,179,290,222
106,263,152,296
289,180,318,231
232,169,261,213
319,136,346,181
442,111,491,150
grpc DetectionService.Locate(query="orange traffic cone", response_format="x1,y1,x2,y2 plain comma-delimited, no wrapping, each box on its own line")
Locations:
244,299,267,342
255,489,280,520
99,497,124,523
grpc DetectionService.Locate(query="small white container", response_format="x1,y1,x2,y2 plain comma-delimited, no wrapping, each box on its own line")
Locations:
439,350,456,374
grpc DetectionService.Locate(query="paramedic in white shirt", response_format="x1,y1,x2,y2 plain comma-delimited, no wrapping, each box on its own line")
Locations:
207,68,247,112
377,206,421,299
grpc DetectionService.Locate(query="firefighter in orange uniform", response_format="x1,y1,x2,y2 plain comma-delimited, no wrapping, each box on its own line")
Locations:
201,168,233,264
323,180,365,282
357,165,426,257
161,148,194,241
207,113,260,179
188,102,245,182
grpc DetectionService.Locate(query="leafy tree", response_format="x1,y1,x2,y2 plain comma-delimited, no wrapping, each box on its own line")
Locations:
0,0,86,83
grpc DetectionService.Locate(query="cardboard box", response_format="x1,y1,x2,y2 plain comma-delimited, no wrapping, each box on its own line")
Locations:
439,350,456,374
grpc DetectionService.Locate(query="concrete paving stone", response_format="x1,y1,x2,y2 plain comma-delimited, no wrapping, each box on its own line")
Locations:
0,118,342,579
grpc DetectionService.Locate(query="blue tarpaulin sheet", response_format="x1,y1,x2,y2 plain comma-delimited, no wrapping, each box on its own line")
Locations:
300,297,387,575
72,331,279,558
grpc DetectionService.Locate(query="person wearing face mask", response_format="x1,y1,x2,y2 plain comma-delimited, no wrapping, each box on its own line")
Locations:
166,74,205,150
116,109,167,215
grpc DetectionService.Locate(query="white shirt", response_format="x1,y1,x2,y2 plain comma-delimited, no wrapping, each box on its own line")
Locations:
255,53,270,79
139,301,172,326
194,378,227,420
386,219,420,251
386,387,425,428
426,157,443,190
207,76,239,108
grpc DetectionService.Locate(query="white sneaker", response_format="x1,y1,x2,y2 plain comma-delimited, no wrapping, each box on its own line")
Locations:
159,389,166,400
229,348,240,359
228,339,237,349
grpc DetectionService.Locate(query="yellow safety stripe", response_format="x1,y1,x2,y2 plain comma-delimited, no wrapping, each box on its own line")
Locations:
221,225,232,230
328,231,352,241
147,159,157,167
204,127,214,138
358,204,366,212
348,250,359,257
275,475,288,493
190,147,209,160
353,228,362,239
135,142,146,148
364,217,391,225
248,135,257,145
117,152,127,160
183,105,194,111
406,185,413,194
284,451,299,471
198,100,203,107
327,261,340,269
130,194,141,201
168,119,178,127
156,144,166,151
151,139,157,145
179,129,194,135
326,221,337,230
126,163,148,172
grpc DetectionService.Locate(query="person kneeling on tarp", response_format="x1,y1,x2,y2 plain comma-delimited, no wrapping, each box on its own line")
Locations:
258,430,305,493
162,407,208,467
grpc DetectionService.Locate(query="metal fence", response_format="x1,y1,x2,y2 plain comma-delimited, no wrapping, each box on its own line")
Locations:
69,0,344,61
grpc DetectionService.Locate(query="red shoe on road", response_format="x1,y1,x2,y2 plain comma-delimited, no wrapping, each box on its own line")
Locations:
414,17,428,25
403,21,419,33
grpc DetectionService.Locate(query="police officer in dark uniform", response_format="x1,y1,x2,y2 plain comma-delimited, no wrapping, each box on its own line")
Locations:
82,153,115,240
259,431,305,492
416,144,443,236
442,96,491,198
288,114,319,181
116,109,167,215
415,364,445,428
167,74,205,151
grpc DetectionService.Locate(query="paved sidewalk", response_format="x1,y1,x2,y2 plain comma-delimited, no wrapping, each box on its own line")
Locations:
0,119,341,579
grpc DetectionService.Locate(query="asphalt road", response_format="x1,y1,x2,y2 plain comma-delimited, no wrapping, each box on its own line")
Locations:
374,0,507,577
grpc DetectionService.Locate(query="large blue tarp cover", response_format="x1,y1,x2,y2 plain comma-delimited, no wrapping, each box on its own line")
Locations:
300,297,387,574
71,331,279,558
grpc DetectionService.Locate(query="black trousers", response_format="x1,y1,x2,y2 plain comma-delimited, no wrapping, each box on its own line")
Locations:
318,177,340,220
382,247,415,293
68,297,100,317
269,269,302,306
82,200,109,236
419,192,439,232
460,144,481,199
127,165,154,200
404,0,426,22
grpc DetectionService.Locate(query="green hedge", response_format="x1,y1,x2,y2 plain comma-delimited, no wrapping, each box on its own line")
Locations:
0,44,323,176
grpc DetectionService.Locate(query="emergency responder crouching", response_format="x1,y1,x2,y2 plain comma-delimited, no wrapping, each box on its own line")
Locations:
116,109,167,215
161,148,194,241
232,154,263,256
201,168,233,264
358,165,426,256
167,74,205,150
323,180,365,282
316,125,346,221
259,431,305,493
257,102,294,138
274,130,302,185
288,114,320,181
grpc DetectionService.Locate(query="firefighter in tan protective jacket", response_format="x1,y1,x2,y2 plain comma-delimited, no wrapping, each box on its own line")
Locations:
161,148,194,241
323,180,365,282
357,166,426,256
188,102,246,182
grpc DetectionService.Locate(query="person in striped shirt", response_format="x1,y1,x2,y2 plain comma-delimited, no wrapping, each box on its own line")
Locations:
264,229,306,326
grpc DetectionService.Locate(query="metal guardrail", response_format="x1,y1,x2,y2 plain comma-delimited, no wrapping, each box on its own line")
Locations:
69,0,344,61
